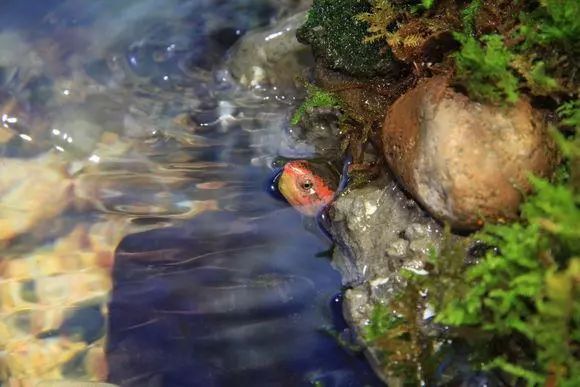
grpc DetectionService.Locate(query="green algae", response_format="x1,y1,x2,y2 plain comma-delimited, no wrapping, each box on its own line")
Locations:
290,84,341,126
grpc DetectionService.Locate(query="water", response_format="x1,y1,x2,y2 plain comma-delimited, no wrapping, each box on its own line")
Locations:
0,1,382,386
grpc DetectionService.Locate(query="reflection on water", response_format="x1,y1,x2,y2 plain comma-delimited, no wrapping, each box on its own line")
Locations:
0,1,381,386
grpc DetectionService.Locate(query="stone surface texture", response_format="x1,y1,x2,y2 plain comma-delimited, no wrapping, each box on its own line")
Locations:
227,11,313,92
382,76,559,230
328,174,445,386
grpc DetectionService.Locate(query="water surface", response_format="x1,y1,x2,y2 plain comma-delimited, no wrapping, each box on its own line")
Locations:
0,1,381,385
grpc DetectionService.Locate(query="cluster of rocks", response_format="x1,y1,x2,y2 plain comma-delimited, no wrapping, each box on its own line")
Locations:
226,4,559,385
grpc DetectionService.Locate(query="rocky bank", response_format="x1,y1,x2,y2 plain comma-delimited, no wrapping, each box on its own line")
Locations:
229,0,578,384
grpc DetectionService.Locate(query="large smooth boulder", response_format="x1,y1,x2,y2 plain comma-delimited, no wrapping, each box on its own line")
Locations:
382,76,559,230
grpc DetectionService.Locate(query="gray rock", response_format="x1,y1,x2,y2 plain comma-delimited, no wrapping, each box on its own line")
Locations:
386,238,409,258
329,174,441,287
227,11,314,92
329,174,445,386
280,107,343,159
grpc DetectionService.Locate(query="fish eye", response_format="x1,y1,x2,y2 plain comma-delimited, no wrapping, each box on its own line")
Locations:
300,180,313,190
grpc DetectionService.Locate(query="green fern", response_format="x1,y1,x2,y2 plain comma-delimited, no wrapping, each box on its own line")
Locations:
557,100,580,130
355,0,398,45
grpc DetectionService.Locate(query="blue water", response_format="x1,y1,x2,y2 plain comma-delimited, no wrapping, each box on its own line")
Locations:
109,211,380,386
0,0,383,386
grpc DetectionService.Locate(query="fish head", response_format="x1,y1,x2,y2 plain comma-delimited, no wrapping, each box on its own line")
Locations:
277,160,338,216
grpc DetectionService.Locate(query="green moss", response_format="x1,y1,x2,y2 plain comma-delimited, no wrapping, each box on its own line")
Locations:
355,0,578,103
461,0,481,35
558,100,580,131
519,0,580,52
363,131,580,384
296,0,399,77
355,0,456,63
290,84,341,126
453,34,519,104
420,0,436,10
363,285,435,386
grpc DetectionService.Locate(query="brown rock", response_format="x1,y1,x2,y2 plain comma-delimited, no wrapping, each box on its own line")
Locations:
382,76,559,230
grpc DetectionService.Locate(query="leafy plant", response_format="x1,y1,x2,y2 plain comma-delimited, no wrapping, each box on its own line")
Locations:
453,34,519,104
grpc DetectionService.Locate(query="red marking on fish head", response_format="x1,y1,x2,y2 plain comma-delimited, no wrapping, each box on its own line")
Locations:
278,160,338,216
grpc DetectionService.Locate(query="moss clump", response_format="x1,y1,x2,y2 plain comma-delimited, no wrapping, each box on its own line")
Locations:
453,34,519,104
296,0,399,77
363,285,436,386
290,84,341,126
357,0,579,104
356,0,459,63
455,0,579,103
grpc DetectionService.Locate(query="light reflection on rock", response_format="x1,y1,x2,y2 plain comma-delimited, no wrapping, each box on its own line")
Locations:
0,154,72,243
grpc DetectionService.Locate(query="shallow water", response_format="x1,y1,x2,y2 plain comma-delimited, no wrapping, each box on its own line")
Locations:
0,1,381,386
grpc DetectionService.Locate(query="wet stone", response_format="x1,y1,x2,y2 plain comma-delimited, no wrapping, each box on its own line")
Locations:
404,223,430,241
409,238,433,255
329,174,442,287
329,174,446,385
385,238,409,258
227,10,314,93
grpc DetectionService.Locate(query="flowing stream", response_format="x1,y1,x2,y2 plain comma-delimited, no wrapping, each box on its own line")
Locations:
0,1,381,386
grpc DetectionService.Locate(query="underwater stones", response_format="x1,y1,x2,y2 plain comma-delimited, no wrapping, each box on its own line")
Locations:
382,76,559,230
296,0,400,78
0,154,72,242
228,11,313,91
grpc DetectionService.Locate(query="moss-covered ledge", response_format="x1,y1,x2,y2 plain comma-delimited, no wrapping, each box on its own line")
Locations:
293,0,580,385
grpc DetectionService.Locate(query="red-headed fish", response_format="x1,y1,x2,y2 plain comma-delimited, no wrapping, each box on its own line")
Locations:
277,160,339,216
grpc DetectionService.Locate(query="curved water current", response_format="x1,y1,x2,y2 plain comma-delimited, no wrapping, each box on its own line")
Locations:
0,1,381,386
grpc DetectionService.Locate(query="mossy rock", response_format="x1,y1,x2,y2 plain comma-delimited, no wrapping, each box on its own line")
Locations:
296,0,400,78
